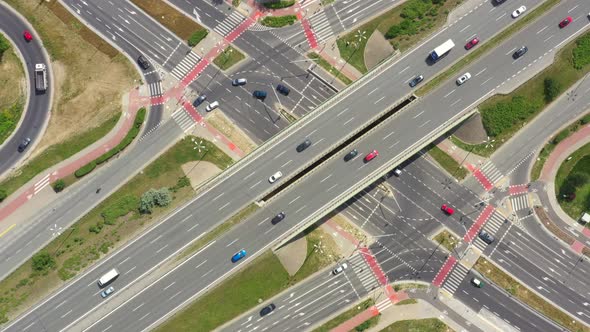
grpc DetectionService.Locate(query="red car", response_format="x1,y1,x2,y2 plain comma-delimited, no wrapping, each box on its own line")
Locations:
441,204,454,215
364,150,379,162
464,37,479,50
559,16,572,28
23,30,33,42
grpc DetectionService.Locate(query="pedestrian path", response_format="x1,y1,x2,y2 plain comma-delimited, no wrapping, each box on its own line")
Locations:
214,11,246,37
170,51,201,80
348,253,381,293
441,263,469,295
308,9,334,44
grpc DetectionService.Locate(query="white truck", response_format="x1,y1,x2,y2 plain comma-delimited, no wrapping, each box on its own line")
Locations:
97,268,119,287
430,39,455,62
34,63,47,92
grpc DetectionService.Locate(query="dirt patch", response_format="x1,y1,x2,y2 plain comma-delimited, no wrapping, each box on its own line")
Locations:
129,0,206,40
330,213,368,244
452,112,488,144
2,0,139,158
364,30,394,70
206,111,257,154
181,161,221,189
275,233,307,276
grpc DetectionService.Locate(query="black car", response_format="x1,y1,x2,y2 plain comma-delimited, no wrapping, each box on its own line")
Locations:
260,303,276,316
137,55,150,70
18,137,31,152
478,230,495,244
296,139,312,152
271,212,285,225
344,149,358,162
409,75,424,87
512,46,528,59
193,94,207,107
253,90,267,100
277,84,290,96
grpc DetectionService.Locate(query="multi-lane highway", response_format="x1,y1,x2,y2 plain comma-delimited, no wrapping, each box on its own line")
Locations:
0,3,52,178
4,0,590,331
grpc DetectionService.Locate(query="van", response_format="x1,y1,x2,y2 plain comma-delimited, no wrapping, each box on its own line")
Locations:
98,268,119,287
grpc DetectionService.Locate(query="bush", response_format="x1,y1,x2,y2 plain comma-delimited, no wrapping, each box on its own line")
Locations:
0,34,10,58
172,176,191,191
260,15,297,28
0,188,6,202
580,113,590,125
544,77,561,102
31,251,56,273
89,222,104,234
400,0,432,20
481,96,542,137
188,30,208,47
52,179,66,193
553,129,570,144
139,188,172,214
262,0,295,9
74,161,97,178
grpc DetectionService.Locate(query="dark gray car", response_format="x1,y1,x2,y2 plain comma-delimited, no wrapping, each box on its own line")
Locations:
271,212,285,225
137,55,150,70
512,46,528,59
409,75,424,87
260,303,276,316
479,230,495,244
296,139,312,152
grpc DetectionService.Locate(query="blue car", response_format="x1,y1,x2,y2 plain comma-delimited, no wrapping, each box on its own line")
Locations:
231,249,247,263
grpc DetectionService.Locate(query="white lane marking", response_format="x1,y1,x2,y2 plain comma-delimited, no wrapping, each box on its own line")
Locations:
289,196,300,205
444,90,455,98
226,238,239,247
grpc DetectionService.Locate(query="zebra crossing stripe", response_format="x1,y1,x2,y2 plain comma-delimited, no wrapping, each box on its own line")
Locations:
171,52,201,80
442,264,469,295
375,299,392,312
214,11,245,36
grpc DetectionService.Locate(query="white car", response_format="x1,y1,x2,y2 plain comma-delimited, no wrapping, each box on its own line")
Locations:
333,263,348,275
512,6,526,18
393,168,402,176
456,72,471,85
206,101,219,112
269,171,283,183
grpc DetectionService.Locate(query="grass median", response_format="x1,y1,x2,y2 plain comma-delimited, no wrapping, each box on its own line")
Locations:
0,136,232,324
260,15,297,28
427,145,468,180
555,140,590,221
313,298,375,332
157,226,341,331
308,52,353,85
380,318,452,332
433,229,459,252
417,0,561,97
474,257,590,332
129,0,206,41
0,46,25,146
213,46,245,71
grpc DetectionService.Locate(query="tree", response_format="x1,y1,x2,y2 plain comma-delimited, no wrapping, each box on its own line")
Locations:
32,251,55,273
52,179,66,193
544,77,561,102
139,189,157,214
153,188,172,207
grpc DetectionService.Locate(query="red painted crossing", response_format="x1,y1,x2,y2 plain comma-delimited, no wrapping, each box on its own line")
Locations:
472,168,494,191
571,240,585,254
359,247,388,285
464,205,495,243
432,256,457,288
299,14,318,49
509,184,528,196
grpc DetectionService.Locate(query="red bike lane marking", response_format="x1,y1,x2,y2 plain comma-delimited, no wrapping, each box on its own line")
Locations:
432,256,457,288
359,247,388,285
464,205,495,243
509,184,528,196
472,168,494,191
298,13,318,49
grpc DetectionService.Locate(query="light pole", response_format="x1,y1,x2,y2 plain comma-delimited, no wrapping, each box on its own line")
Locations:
185,138,208,187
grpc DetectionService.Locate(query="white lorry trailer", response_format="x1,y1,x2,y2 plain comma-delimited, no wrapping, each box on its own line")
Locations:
34,63,47,92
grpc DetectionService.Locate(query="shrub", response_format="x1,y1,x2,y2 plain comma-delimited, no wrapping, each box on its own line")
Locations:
172,176,191,191
74,161,97,178
544,77,561,102
154,188,172,207
580,113,590,125
31,251,56,273
52,179,66,193
89,222,104,234
139,188,172,214
0,34,10,58
260,15,297,28
0,188,6,202
99,242,112,254
262,0,295,9
553,129,570,144
188,30,208,47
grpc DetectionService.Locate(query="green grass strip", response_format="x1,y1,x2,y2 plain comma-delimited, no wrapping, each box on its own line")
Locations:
427,145,468,180
308,52,353,85
416,0,561,96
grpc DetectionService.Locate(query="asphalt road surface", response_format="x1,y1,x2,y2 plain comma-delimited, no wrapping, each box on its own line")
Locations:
0,3,52,178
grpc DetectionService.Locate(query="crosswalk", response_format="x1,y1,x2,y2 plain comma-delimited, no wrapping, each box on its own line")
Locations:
248,22,273,32
473,212,505,251
170,51,201,80
308,9,334,44
479,161,503,185
148,82,163,97
348,253,381,293
170,108,197,133
510,194,529,211
441,263,469,295
214,11,246,36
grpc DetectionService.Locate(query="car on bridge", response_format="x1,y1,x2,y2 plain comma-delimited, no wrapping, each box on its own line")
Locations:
364,150,379,162
271,212,285,225
269,171,282,183
344,149,358,162
559,16,572,28
231,249,247,263
296,139,312,152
